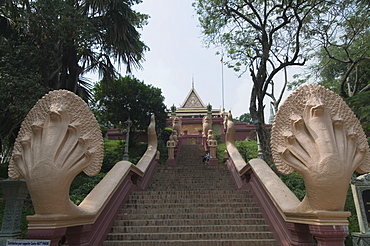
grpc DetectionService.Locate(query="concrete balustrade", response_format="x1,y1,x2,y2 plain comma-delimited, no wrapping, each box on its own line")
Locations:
224,84,370,245
8,90,159,246
225,118,349,245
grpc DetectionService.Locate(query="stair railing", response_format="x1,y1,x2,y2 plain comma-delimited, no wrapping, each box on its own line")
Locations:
225,115,350,245
225,85,370,246
8,90,159,246
233,116,370,246
30,116,158,246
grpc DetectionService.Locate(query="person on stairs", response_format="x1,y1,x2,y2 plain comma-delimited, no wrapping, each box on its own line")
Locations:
203,152,210,164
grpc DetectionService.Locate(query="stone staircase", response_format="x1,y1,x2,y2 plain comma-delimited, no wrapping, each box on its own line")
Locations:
104,145,277,246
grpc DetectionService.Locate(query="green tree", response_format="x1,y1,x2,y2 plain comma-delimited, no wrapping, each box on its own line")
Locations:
0,0,148,170
289,0,370,130
320,0,369,99
290,0,370,96
193,0,327,165
234,113,253,124
1,0,148,100
92,75,167,137
0,23,49,170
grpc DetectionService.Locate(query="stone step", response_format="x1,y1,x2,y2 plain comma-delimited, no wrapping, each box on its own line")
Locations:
110,224,272,233
152,171,231,174
148,182,234,187
104,144,277,245
150,174,233,178
148,178,235,184
125,197,255,203
105,231,275,241
128,190,252,197
113,218,268,227
154,164,227,168
123,202,256,209
120,207,262,214
146,185,237,190
117,212,264,220
151,171,231,176
120,206,261,215
104,239,277,246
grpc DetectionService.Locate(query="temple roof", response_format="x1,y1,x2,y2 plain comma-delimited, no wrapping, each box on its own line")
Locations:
167,86,220,118
180,88,206,108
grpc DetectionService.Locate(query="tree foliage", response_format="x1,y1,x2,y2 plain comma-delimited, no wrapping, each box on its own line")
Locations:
322,0,370,99
0,27,49,168
193,0,327,164
1,0,148,101
233,113,253,124
0,0,148,169
92,75,167,136
289,0,370,131
291,0,370,95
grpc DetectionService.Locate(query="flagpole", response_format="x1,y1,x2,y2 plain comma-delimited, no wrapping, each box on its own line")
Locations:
221,54,225,109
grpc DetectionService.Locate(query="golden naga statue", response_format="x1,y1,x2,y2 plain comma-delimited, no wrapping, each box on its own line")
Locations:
271,84,370,212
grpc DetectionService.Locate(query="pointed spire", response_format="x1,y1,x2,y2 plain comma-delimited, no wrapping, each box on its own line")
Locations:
269,103,275,124
181,86,206,108
192,74,194,89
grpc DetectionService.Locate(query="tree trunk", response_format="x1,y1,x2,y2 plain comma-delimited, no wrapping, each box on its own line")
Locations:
256,121,273,166
249,80,274,167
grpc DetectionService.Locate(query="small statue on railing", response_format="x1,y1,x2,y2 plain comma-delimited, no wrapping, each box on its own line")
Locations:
223,110,230,133
166,134,177,165
172,116,182,136
202,115,212,137
206,130,218,164
220,108,225,118
166,135,176,159
271,84,370,212
172,130,179,145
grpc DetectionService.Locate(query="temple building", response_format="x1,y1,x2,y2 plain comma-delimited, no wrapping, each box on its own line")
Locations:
107,84,262,141
167,86,221,118
165,86,260,141
166,86,224,136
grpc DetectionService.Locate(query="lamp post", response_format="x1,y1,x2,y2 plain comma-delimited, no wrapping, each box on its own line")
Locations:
123,116,132,161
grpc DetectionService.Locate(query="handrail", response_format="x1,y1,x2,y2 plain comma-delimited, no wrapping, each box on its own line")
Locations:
224,114,350,245
27,114,159,245
136,114,158,172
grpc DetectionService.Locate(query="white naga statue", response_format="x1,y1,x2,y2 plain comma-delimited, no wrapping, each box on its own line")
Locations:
202,115,212,137
9,90,104,216
271,84,370,212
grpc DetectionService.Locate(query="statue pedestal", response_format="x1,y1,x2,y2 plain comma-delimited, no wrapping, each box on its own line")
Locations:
352,232,370,246
309,224,348,246
0,179,29,244
351,174,370,245
166,159,176,165
208,158,218,165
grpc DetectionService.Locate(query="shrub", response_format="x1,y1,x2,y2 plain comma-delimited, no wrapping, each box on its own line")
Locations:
280,172,306,201
101,138,125,173
216,138,258,164
235,139,258,161
70,173,106,205
160,128,173,143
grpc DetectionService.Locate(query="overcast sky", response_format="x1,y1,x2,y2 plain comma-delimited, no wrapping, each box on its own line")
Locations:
116,0,296,120
127,0,254,119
